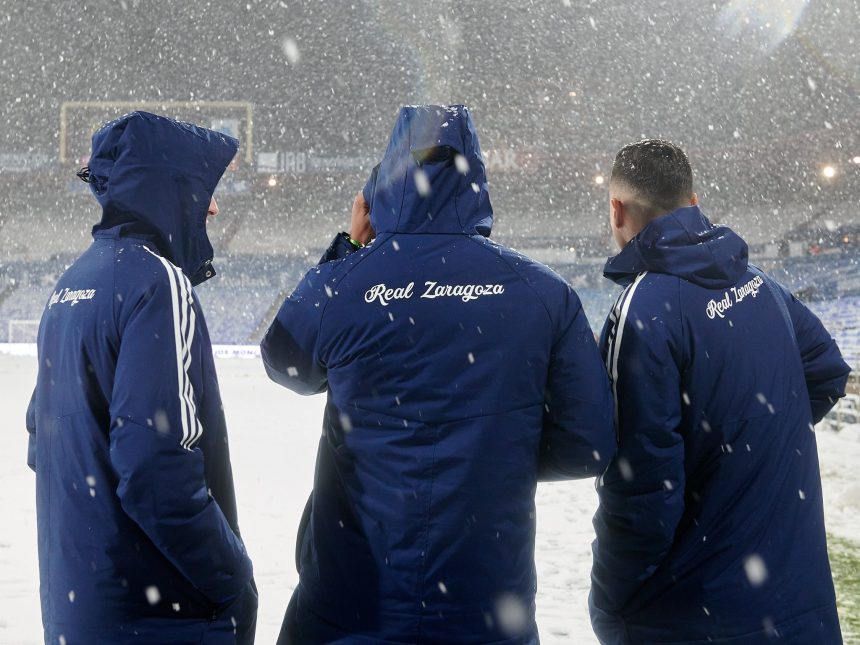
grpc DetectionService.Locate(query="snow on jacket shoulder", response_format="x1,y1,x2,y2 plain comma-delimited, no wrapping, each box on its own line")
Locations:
591,206,850,645
261,105,615,644
27,112,254,644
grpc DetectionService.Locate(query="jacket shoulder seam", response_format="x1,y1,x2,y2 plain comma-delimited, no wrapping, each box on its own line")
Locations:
467,237,556,327
316,234,392,358
109,239,121,339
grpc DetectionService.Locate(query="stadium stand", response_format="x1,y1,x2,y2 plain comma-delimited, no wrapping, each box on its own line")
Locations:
1,194,857,367
805,295,860,375
194,254,309,344
4,250,856,362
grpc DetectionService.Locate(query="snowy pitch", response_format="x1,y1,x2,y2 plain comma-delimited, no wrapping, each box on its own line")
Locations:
1,354,858,644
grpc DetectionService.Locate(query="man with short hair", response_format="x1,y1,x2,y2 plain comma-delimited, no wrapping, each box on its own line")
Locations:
26,111,256,644
590,139,850,644
261,104,616,644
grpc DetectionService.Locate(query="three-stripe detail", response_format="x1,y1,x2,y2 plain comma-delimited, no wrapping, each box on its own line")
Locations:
605,272,647,432
144,247,203,450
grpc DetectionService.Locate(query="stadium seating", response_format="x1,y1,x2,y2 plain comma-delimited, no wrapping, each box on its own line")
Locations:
2,231,858,370
805,295,860,372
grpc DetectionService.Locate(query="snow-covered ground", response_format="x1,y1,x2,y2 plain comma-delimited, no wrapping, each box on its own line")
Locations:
1,353,858,644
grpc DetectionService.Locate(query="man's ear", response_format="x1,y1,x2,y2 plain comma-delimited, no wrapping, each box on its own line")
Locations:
610,197,625,229
690,192,699,206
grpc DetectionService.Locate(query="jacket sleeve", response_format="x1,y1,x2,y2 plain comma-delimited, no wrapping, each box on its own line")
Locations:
782,289,850,423
319,232,359,263
26,388,36,472
261,267,330,395
108,272,253,607
590,285,686,632
538,288,615,481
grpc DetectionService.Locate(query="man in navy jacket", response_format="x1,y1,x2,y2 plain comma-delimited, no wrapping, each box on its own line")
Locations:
590,139,850,644
261,105,616,644
26,112,256,644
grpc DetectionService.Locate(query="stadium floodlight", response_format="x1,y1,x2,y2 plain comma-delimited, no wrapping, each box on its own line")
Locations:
267,176,278,188
821,165,837,179
594,175,605,185
852,156,860,165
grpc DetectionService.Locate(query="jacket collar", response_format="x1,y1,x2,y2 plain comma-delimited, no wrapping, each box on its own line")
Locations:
604,205,749,288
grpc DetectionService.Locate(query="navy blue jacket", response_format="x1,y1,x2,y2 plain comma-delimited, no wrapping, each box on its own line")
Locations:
261,105,615,644
27,112,255,644
590,206,850,644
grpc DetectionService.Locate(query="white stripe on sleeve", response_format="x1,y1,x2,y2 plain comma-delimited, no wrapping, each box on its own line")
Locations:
143,247,202,450
607,272,647,426
175,270,202,448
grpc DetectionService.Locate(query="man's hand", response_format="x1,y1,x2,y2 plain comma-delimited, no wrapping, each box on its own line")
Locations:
350,192,375,246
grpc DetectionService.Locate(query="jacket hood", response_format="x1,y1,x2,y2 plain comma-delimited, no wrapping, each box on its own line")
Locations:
362,105,493,237
604,206,749,288
88,111,238,285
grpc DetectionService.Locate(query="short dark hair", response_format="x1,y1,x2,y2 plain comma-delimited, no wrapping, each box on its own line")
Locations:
610,139,693,216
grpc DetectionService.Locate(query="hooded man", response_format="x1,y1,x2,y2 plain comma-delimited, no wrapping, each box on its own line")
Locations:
590,139,850,644
260,104,616,644
26,111,256,644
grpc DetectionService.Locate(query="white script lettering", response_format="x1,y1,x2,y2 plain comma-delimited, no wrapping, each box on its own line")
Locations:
705,292,733,319
48,288,97,309
364,282,415,306
421,281,505,303
705,275,766,319
731,275,764,303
